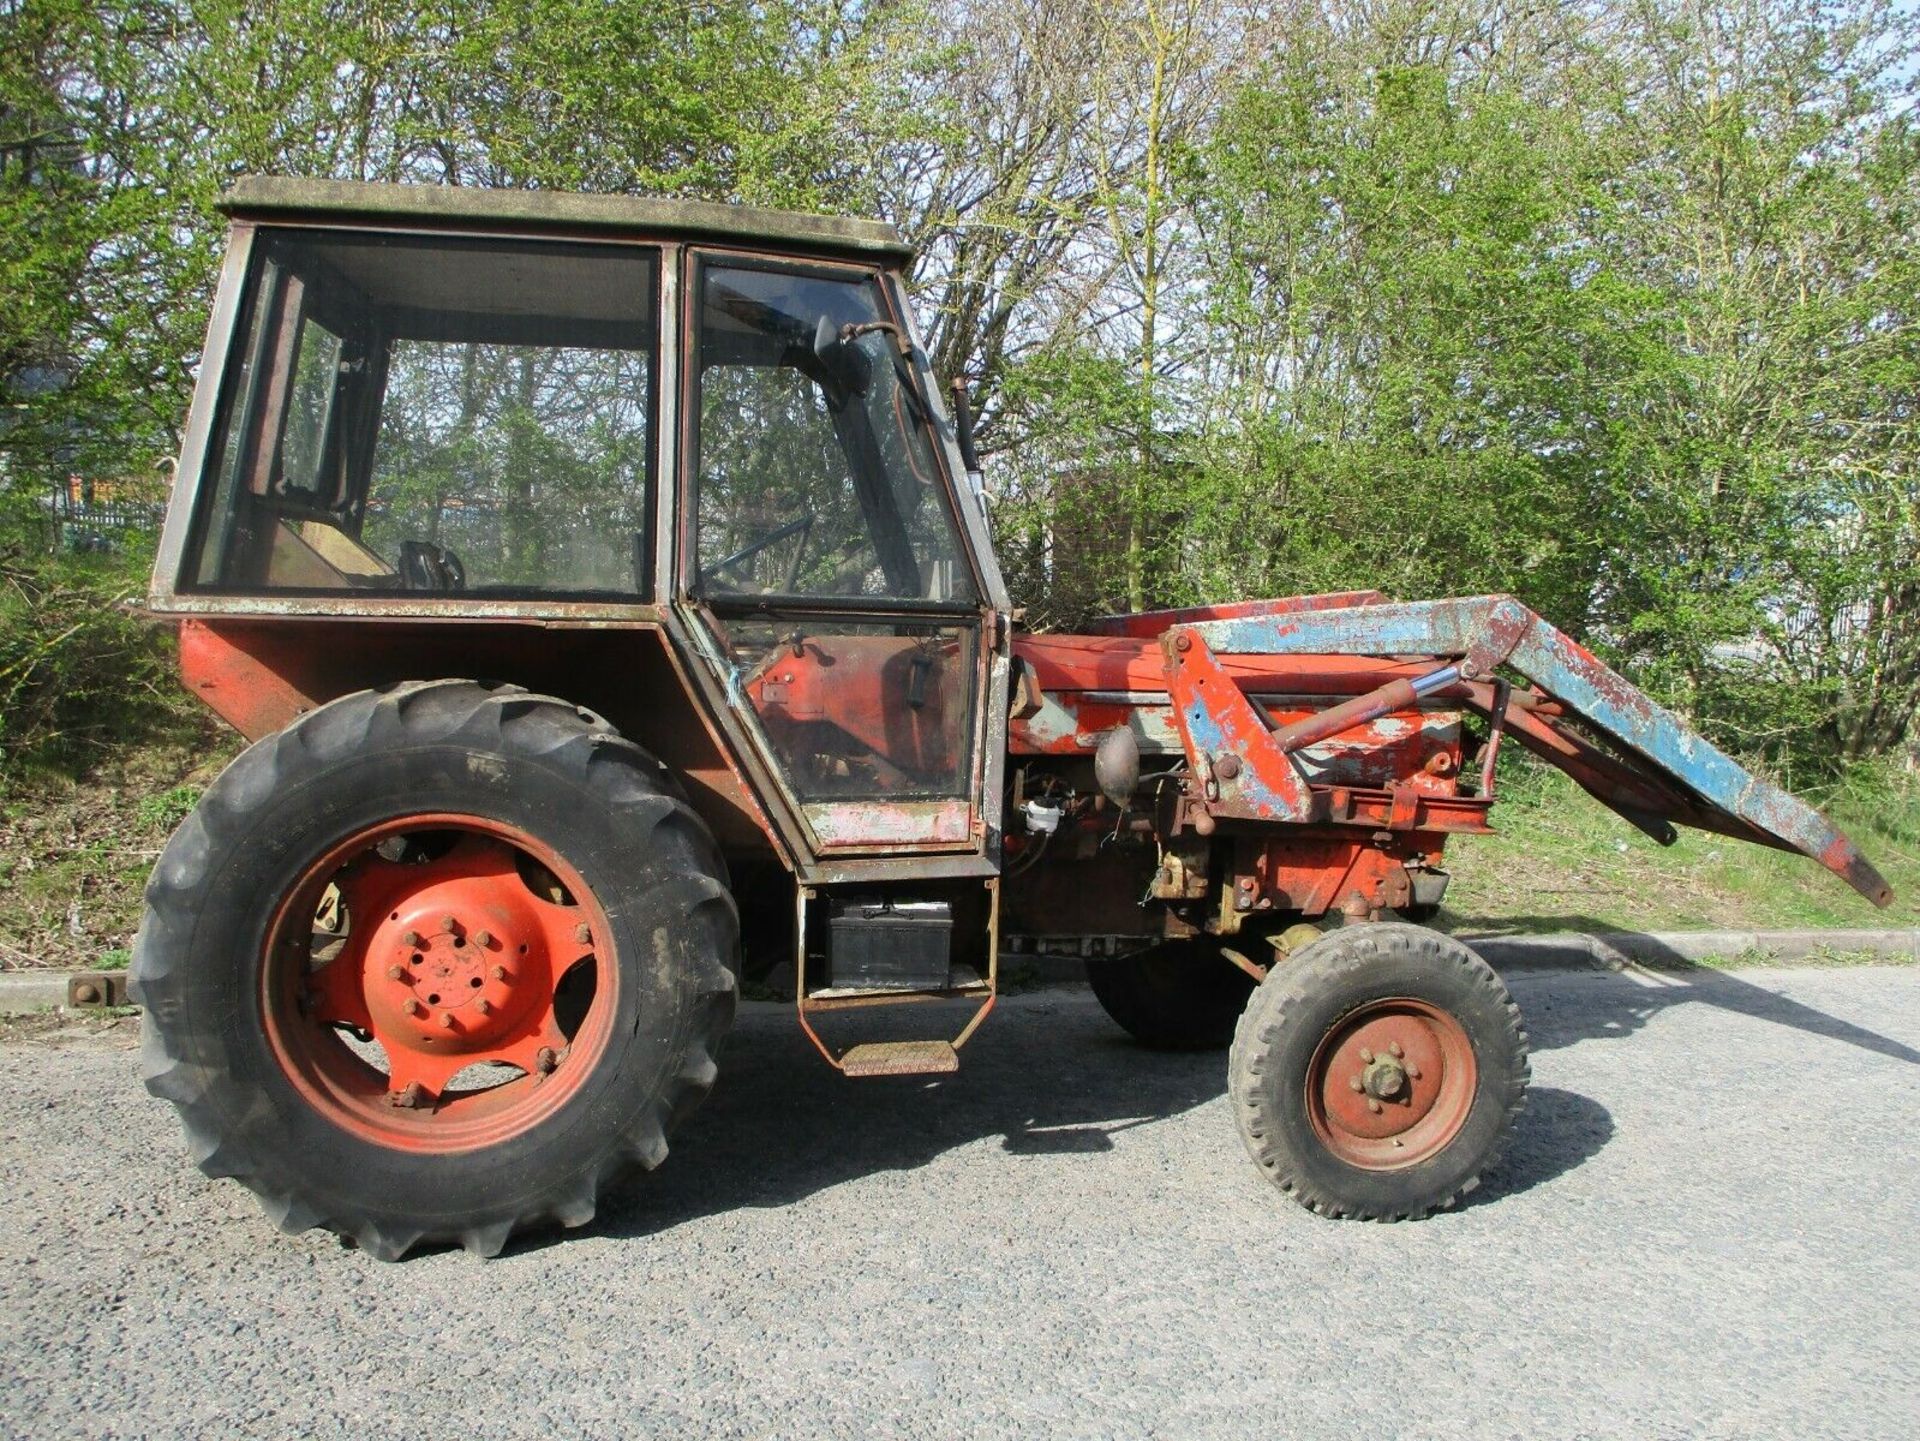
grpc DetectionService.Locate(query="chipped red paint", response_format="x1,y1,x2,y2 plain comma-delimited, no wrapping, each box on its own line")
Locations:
1227,834,1446,921
1021,590,1889,905
806,798,974,849
1161,626,1316,822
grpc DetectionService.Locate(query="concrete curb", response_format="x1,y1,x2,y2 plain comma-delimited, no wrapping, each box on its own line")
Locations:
1463,927,1920,971
1011,927,1920,986
0,971,84,1014
4,929,1917,1013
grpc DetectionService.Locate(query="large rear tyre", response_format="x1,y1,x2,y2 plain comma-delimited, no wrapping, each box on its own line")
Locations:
131,680,738,1260
1086,940,1256,1050
1228,923,1527,1219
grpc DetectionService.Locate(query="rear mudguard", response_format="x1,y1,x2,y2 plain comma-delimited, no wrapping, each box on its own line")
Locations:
1165,594,1892,909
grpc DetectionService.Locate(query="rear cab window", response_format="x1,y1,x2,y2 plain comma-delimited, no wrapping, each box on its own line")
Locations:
185,229,659,599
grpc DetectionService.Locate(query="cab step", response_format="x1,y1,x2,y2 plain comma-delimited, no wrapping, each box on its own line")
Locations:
838,1040,960,1078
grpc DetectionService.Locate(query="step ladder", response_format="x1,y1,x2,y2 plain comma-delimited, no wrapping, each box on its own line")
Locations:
793,886,998,1078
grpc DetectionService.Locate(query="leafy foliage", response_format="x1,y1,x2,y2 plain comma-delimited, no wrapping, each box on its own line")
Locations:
2,0,1917,777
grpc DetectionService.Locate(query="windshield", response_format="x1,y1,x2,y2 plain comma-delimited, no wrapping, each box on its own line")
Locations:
691,263,976,605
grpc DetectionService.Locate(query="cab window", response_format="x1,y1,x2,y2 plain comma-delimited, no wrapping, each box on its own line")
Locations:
188,230,658,597
690,262,975,605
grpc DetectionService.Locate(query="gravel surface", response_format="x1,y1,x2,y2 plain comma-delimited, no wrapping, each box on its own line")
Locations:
2,963,1916,1440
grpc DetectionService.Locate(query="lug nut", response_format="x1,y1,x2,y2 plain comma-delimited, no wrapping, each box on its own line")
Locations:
574,922,592,945
403,999,423,1017
389,1081,426,1109
1406,1064,1422,1080
474,998,491,1015
401,930,422,948
535,1047,558,1075
489,964,507,981
1367,1098,1383,1114
440,915,458,933
473,929,494,948
387,964,405,981
1349,1077,1364,1093
438,1013,455,1029
1359,1047,1374,1063
1388,1041,1403,1058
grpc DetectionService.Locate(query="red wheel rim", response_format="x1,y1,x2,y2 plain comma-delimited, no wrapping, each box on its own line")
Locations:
1305,998,1476,1170
259,814,617,1153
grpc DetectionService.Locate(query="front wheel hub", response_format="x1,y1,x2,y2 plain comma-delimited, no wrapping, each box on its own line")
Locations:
1306,998,1478,1169
1362,1057,1409,1101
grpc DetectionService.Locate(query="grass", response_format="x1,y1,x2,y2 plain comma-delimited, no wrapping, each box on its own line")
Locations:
1440,757,1920,936
0,728,238,972
1683,946,1899,970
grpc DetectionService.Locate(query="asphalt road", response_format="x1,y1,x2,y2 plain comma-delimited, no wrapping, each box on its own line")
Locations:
2,962,1916,1440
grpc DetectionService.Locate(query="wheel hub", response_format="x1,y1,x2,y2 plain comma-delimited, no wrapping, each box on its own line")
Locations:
1362,1055,1409,1101
269,820,608,1150
1307,998,1478,1169
370,894,545,1054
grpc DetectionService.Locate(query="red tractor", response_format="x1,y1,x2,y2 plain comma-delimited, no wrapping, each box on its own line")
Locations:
132,179,1892,1258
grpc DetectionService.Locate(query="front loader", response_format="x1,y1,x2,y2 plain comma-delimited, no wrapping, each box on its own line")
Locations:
130,179,1892,1258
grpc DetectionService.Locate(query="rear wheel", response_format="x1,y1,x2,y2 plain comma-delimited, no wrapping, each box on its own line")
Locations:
1229,923,1527,1219
132,680,737,1259
1087,939,1256,1050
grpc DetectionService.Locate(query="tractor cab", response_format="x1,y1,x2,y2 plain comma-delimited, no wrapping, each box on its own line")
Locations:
155,180,1010,873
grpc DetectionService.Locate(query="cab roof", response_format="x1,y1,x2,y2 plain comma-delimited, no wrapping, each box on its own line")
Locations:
219,177,916,263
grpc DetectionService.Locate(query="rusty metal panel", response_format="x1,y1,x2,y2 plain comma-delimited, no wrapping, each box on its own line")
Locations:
1083,590,1387,638
1161,630,1315,822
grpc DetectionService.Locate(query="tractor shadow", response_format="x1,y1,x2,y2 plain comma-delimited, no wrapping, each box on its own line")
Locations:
1473,917,1920,1068
515,929,1914,1254
578,993,1609,1249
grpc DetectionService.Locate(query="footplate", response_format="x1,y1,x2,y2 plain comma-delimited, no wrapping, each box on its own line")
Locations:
793,884,1000,1076
839,1041,961,1078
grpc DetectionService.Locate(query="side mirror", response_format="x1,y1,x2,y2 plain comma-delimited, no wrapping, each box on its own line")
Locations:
948,376,985,497
811,315,870,404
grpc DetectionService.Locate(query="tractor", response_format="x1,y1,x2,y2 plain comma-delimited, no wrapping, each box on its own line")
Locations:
131,179,1893,1259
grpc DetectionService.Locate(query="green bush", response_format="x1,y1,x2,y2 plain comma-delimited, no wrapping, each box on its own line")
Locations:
0,501,200,782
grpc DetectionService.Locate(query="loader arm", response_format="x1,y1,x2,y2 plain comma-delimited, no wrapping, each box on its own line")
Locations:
1174,595,1893,909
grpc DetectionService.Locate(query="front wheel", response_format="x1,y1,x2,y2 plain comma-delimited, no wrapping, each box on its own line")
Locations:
1228,923,1527,1219
132,680,738,1259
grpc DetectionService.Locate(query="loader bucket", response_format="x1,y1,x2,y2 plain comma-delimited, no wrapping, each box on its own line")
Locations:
1181,595,1894,909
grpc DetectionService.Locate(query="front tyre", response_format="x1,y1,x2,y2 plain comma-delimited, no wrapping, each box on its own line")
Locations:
1228,923,1527,1219
131,681,738,1259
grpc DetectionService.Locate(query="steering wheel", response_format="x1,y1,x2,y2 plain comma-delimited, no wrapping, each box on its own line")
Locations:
701,514,815,591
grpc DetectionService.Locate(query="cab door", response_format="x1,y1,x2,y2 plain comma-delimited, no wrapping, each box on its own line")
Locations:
676,253,997,856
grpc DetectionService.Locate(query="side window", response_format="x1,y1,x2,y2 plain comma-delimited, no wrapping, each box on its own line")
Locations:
188,231,659,598
279,315,343,495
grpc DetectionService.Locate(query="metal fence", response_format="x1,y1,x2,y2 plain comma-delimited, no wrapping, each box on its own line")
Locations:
46,487,166,551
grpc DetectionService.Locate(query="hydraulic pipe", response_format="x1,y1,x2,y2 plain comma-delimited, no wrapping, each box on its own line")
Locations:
1268,664,1461,754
